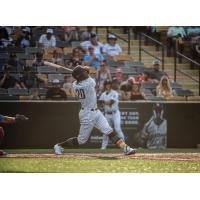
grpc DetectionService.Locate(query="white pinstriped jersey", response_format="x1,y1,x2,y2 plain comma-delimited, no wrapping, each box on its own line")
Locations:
99,89,119,112
72,77,97,109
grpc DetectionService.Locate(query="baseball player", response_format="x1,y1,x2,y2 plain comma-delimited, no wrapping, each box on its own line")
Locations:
138,103,167,149
54,66,136,155
99,80,125,149
0,114,29,156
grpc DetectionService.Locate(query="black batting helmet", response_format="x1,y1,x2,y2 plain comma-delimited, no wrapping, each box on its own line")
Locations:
72,65,87,80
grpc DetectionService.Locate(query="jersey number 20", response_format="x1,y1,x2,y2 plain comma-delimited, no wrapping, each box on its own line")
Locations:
76,89,85,99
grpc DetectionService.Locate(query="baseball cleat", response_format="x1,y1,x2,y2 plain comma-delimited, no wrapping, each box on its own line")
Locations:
124,146,136,155
54,144,64,155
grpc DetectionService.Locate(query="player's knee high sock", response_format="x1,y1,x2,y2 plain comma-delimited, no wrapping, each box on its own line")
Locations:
108,132,127,149
58,137,79,148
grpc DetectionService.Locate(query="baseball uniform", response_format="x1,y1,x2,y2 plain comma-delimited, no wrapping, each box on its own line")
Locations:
99,89,125,149
72,77,113,145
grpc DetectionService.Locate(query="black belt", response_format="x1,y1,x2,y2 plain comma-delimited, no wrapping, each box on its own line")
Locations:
105,111,117,114
81,108,98,111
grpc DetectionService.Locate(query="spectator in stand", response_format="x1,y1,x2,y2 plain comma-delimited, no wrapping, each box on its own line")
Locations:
80,26,93,41
80,32,103,54
39,28,56,48
96,60,112,93
166,26,186,56
32,52,44,67
84,46,104,70
46,79,67,100
115,68,125,82
135,71,155,83
7,53,23,72
186,26,200,42
120,77,135,100
29,88,40,100
156,76,173,98
52,49,64,66
21,67,38,89
103,34,122,58
15,27,34,48
130,83,146,101
62,26,80,42
66,48,84,69
0,27,13,48
150,60,167,81
0,67,22,89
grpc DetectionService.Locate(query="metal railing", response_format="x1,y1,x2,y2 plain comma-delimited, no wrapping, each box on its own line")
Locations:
139,32,165,71
174,51,200,95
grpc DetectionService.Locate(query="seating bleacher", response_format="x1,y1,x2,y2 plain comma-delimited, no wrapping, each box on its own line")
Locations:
187,96,200,101
29,88,48,96
48,74,65,82
25,47,43,54
8,88,29,96
71,41,81,48
166,96,187,101
63,47,73,55
7,47,25,53
0,88,8,95
56,41,70,48
37,66,57,73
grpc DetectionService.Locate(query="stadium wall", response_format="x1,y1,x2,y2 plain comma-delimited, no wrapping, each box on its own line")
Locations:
0,101,200,148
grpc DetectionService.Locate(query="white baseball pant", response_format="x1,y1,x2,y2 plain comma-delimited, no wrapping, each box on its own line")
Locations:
101,110,124,149
77,109,113,145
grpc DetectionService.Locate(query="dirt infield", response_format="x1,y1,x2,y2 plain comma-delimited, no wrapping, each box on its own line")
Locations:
2,153,200,162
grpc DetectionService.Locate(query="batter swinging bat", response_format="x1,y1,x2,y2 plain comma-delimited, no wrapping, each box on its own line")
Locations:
44,61,73,72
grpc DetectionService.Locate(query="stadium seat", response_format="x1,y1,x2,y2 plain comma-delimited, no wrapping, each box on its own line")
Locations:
145,96,165,101
174,89,194,96
44,47,55,54
56,41,70,48
63,54,71,60
25,47,43,54
0,53,9,59
63,47,73,55
0,95,19,100
48,74,65,82
187,96,200,101
16,53,33,60
7,47,25,53
37,66,57,73
141,82,158,89
71,41,81,47
0,48,7,53
8,88,29,96
166,96,187,101
56,67,71,74
107,59,120,68
25,60,33,67
29,88,48,96
89,67,96,74
0,88,8,95
43,54,53,60
113,54,132,61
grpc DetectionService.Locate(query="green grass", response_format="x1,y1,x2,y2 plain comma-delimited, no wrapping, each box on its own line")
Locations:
0,148,200,173
1,158,200,173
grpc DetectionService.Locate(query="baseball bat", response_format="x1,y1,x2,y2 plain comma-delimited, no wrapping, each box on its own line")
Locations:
44,61,73,72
